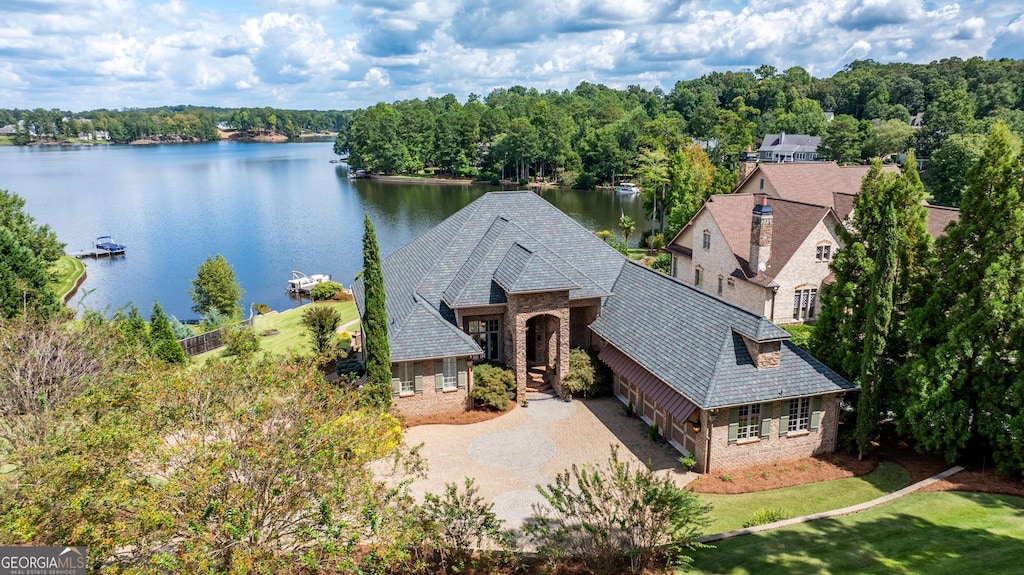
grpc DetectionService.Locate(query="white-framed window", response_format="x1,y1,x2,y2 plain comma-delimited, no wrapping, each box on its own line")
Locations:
788,397,811,433
442,357,458,390
737,403,761,440
816,244,832,262
702,230,711,250
694,266,703,287
759,178,765,190
467,319,500,361
793,288,817,320
397,362,415,394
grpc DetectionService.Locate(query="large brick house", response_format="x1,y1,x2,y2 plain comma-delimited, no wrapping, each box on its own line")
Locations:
667,162,962,321
665,194,844,324
353,191,854,472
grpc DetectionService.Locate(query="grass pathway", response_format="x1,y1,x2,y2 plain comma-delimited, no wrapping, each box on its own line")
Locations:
50,255,85,303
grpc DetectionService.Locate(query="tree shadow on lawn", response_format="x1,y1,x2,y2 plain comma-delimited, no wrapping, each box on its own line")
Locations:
690,492,1024,575
577,397,683,474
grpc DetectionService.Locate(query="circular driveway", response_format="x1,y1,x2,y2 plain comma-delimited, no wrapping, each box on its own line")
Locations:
403,395,697,529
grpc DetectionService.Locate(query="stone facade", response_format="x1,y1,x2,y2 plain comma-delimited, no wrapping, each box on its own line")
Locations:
392,358,474,418
700,394,842,472
503,290,571,401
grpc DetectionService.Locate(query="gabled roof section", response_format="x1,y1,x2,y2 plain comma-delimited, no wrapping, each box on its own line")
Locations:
389,295,483,362
590,261,824,409
690,194,836,284
442,216,510,307
752,162,898,208
493,243,578,294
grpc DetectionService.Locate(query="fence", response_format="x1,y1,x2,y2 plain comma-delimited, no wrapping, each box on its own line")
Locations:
178,316,255,357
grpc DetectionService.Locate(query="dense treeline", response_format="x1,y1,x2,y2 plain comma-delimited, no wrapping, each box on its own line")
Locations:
337,57,1024,208
0,105,350,144
813,123,1024,477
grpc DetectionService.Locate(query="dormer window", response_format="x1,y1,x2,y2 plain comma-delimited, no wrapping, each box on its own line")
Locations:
702,230,711,250
816,243,832,262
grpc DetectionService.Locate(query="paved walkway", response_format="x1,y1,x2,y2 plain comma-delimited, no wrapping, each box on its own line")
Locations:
403,394,698,529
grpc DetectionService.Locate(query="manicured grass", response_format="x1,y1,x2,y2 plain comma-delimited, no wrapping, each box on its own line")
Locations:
195,301,358,362
700,461,909,534
687,491,1024,574
50,255,85,303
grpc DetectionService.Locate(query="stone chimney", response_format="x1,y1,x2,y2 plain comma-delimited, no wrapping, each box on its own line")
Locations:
738,145,757,186
741,335,782,369
749,196,773,274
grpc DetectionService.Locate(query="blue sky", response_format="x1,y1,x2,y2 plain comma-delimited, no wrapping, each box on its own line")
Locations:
1,0,1021,112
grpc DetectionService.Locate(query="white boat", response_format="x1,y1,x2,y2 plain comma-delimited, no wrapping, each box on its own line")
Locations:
287,271,332,294
615,182,640,194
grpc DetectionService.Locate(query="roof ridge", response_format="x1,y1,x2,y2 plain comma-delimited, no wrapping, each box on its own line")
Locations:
702,329,735,407
505,214,617,296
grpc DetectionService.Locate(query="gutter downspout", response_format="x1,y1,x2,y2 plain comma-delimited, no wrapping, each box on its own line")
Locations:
703,410,713,473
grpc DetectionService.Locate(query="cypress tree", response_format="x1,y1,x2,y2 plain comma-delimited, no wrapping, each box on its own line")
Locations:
150,301,187,364
360,214,392,409
901,123,1024,475
855,205,898,459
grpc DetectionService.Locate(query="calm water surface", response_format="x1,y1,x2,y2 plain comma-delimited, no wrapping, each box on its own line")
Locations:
1,142,651,319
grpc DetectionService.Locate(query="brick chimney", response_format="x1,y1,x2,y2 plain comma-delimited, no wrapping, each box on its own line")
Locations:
738,145,757,186
749,196,773,274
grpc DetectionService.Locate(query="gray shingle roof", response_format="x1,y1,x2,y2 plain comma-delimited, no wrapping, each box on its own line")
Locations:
355,191,625,360
493,243,578,294
589,260,851,408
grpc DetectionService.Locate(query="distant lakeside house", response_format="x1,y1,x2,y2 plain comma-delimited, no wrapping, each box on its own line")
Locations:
667,160,960,322
353,191,854,473
757,132,823,163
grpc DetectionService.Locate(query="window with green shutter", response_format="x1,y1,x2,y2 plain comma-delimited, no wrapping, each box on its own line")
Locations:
779,400,790,437
760,403,772,439
414,362,423,394
434,361,444,391
391,364,401,396
809,396,822,431
727,408,739,445
457,358,467,389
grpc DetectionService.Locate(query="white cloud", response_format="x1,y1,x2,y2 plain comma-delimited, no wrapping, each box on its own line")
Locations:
348,67,390,90
954,17,986,40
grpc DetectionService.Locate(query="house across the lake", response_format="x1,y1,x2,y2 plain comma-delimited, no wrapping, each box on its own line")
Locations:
353,191,855,472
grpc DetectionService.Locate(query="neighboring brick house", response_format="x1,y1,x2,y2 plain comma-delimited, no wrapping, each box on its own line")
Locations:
665,194,845,324
757,132,824,163
353,191,854,472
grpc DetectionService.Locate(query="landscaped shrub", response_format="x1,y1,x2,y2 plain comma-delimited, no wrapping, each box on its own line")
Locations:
222,324,260,357
420,478,511,572
742,507,791,528
199,309,228,333
564,348,613,398
310,281,344,301
574,171,597,190
253,303,271,315
528,446,712,574
471,363,516,410
169,315,193,340
301,304,342,358
651,253,671,273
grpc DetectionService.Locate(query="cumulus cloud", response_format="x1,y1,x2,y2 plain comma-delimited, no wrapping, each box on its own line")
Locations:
954,17,986,40
0,0,1015,111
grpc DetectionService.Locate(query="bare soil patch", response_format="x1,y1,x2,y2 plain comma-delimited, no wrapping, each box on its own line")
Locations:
689,453,878,494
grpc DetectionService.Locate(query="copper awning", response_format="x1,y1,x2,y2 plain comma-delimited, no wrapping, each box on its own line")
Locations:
598,344,698,423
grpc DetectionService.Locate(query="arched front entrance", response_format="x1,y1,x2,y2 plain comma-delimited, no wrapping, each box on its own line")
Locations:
524,314,562,393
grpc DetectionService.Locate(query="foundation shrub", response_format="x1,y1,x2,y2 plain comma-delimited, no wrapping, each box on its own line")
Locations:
563,348,612,398
471,363,516,410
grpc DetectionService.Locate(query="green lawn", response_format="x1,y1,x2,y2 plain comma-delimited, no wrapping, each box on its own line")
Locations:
700,461,909,534
50,255,85,303
194,301,359,362
687,491,1024,574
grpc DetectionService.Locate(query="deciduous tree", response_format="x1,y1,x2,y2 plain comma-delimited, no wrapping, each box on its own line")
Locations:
189,254,243,318
0,226,59,319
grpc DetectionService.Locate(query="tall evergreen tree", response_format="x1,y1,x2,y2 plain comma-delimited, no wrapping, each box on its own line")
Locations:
812,155,931,393
0,226,59,319
900,123,1024,475
854,206,899,458
150,301,187,364
360,214,391,409
114,302,151,351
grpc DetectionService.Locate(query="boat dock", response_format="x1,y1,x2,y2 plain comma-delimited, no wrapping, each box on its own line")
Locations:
70,247,126,258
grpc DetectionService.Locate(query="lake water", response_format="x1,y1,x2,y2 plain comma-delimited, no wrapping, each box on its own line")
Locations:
1,141,652,319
